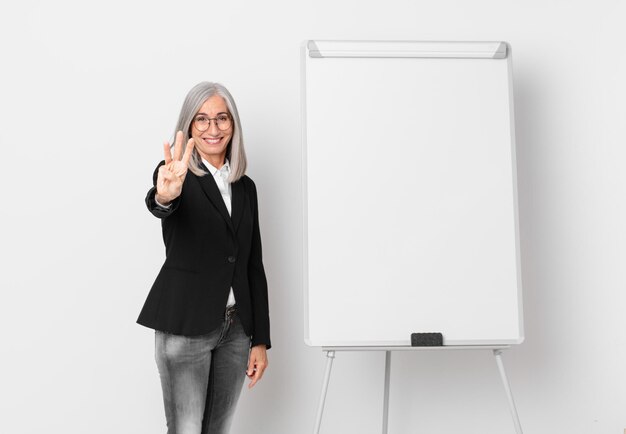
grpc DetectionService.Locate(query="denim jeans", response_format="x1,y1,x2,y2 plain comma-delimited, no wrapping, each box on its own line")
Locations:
155,309,250,434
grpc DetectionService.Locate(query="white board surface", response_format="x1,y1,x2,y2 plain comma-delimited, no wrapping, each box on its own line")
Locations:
302,41,523,347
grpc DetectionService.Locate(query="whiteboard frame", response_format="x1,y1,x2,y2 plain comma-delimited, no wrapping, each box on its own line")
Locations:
301,40,524,347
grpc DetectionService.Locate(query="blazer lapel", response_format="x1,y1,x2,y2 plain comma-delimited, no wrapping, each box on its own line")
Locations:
231,180,244,233
195,170,235,234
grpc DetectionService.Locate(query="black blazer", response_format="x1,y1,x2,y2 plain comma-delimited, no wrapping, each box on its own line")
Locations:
137,161,271,349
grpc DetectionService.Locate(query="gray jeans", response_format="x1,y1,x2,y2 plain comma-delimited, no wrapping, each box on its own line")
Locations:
155,310,250,434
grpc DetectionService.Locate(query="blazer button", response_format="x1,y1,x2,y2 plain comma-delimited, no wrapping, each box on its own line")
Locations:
227,256,236,263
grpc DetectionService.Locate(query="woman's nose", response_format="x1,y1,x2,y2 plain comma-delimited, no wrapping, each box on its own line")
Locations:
207,120,220,134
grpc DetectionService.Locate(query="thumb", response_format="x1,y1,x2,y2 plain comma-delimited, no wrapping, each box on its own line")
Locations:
247,357,255,377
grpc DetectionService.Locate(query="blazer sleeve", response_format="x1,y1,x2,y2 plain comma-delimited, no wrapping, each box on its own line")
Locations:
248,179,271,349
145,160,181,219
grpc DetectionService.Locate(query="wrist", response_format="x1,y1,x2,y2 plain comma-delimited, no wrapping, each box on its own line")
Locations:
155,193,172,206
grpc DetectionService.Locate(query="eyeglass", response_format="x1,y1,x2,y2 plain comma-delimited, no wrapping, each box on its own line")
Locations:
193,114,232,132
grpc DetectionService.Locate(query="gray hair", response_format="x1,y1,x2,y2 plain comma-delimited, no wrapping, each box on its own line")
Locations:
173,82,247,182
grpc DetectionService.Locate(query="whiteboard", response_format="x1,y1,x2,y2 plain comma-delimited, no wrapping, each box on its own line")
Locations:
302,41,523,347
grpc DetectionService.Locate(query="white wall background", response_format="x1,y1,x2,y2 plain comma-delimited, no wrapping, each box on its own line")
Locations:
1,1,624,433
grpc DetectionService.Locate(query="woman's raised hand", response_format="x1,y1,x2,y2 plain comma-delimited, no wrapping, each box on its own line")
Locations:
155,131,195,205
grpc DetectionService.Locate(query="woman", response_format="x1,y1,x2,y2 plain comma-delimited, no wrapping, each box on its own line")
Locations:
137,82,270,434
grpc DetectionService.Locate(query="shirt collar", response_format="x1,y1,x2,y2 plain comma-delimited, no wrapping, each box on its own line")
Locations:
202,158,230,177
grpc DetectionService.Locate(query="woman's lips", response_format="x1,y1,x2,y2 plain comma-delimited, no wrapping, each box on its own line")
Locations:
203,137,222,145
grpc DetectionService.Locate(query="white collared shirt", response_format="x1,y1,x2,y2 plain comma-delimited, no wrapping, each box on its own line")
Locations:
203,158,232,215
202,158,236,308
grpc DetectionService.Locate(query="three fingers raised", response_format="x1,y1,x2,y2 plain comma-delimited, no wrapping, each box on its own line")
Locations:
163,131,194,165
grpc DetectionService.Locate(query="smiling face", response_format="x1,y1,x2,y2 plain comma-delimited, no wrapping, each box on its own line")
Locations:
190,94,233,168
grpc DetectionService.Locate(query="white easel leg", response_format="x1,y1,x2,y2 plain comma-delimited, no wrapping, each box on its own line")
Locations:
382,351,391,434
493,349,523,434
314,350,336,434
